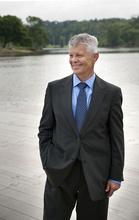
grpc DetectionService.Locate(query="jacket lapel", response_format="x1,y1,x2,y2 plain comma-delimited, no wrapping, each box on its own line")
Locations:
80,76,106,135
61,74,78,135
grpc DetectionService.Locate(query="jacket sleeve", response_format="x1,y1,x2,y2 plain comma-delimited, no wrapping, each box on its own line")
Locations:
109,88,124,181
38,83,55,170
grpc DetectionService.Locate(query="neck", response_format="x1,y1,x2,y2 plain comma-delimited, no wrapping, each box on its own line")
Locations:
76,72,94,82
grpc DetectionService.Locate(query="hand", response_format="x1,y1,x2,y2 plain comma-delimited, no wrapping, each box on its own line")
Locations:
105,180,121,197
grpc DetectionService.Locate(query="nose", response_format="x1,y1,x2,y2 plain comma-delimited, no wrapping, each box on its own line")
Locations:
70,56,78,63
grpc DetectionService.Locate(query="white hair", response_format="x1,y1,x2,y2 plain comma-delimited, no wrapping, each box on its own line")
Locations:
68,33,98,57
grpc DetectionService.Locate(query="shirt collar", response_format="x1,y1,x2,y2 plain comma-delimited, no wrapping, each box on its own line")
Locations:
73,73,96,90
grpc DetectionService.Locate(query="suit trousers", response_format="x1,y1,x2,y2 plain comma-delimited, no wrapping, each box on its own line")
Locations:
43,160,109,220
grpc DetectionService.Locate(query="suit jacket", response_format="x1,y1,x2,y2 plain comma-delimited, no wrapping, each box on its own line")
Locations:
38,74,124,201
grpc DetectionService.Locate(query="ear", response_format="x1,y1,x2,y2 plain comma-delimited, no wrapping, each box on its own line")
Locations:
93,53,99,62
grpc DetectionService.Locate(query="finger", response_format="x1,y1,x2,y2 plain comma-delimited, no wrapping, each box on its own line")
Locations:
107,189,114,197
105,182,110,192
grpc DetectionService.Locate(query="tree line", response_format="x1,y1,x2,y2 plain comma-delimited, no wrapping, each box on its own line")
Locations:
0,15,139,49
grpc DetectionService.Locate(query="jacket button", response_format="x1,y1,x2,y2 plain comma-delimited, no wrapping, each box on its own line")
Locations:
77,137,80,141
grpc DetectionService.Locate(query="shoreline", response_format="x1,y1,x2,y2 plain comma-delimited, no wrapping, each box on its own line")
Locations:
0,47,139,57
0,48,45,57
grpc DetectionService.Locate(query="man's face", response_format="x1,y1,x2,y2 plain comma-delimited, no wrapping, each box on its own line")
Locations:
69,44,98,81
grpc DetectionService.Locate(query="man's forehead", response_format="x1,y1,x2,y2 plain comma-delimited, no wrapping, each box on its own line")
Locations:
69,44,87,52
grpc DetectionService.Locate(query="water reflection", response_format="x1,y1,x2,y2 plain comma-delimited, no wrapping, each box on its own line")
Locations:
0,53,139,111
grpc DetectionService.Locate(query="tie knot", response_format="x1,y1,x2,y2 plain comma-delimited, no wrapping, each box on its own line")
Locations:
78,82,87,91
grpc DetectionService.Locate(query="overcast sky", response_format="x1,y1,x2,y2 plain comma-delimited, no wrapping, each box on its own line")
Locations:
0,0,139,23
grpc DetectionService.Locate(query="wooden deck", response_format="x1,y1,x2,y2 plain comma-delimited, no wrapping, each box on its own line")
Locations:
0,83,139,220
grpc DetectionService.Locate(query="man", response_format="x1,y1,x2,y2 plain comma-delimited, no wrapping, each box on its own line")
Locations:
38,33,124,220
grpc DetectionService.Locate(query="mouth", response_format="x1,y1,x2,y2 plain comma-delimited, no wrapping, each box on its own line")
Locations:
72,64,82,69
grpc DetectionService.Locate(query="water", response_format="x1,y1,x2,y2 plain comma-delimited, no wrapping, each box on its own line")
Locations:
0,52,139,111
0,55,69,110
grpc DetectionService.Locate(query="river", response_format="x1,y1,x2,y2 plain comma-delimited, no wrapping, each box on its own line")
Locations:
0,52,139,110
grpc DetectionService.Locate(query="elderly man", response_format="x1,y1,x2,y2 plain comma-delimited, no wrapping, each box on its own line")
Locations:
38,33,124,220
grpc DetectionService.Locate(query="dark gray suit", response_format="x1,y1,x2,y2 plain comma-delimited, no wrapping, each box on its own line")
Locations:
38,74,124,203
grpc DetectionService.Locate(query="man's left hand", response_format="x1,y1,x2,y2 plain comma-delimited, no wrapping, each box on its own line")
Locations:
105,180,121,197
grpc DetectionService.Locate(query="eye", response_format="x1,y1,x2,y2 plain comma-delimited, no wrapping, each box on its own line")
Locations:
77,54,83,58
69,54,73,58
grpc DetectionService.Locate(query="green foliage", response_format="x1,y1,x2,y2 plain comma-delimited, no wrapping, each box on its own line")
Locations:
59,36,65,48
107,23,124,47
122,18,139,46
26,16,43,26
0,15,138,48
26,16,50,48
43,17,139,47
0,15,32,48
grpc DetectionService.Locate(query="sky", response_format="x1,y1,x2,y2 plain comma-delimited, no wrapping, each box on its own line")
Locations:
0,0,139,23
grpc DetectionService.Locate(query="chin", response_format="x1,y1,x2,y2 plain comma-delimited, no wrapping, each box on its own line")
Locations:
74,72,84,78
73,69,82,74
74,71,81,75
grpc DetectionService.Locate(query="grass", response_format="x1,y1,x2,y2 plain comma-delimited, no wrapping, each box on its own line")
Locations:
13,46,32,50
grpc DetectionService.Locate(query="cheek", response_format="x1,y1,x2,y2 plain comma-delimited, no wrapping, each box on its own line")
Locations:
87,60,93,68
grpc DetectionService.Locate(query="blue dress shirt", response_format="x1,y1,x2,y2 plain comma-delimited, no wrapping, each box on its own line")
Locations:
72,73,121,185
72,73,95,118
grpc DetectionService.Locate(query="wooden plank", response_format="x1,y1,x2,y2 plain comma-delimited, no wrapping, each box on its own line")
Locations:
0,188,42,208
0,195,43,219
0,206,40,220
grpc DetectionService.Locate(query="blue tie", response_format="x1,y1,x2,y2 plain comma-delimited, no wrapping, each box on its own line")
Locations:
76,82,87,133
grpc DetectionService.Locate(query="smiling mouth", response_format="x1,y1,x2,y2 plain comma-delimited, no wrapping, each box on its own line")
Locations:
72,64,82,69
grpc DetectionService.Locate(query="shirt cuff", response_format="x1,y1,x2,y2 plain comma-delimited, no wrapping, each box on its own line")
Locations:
109,179,121,185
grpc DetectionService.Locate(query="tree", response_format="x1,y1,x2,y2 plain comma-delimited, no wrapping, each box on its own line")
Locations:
0,15,32,48
26,16,50,48
18,26,33,47
59,36,65,48
122,17,139,46
107,23,124,47
26,16,43,26
123,28,139,46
